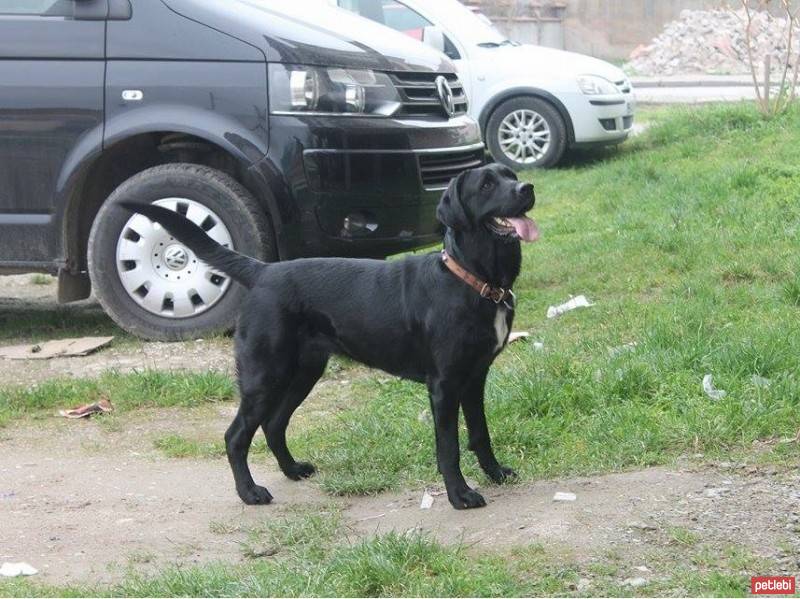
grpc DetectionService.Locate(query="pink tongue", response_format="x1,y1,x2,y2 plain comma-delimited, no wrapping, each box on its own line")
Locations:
507,216,540,242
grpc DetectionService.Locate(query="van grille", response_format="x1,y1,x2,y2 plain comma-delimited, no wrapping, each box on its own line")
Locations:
390,72,468,118
615,79,632,94
418,147,485,189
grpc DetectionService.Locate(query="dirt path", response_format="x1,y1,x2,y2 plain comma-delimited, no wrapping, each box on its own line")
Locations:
2,277,800,587
1,410,798,585
0,275,234,385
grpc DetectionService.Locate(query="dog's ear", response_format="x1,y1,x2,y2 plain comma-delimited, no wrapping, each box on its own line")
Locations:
436,173,471,231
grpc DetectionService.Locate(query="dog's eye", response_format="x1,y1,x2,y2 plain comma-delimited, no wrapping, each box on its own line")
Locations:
481,180,495,191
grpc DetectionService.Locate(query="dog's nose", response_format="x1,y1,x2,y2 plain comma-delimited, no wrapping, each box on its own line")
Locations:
518,182,535,206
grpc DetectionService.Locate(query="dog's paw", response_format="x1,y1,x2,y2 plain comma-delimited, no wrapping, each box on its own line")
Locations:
284,461,316,481
238,485,273,505
486,465,517,485
448,486,487,510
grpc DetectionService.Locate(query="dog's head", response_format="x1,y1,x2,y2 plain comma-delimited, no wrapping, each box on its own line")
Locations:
436,163,539,244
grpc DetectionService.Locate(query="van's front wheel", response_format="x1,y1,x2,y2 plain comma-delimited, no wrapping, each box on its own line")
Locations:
88,164,273,341
486,96,567,170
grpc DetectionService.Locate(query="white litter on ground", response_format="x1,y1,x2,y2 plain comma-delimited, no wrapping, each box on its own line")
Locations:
751,374,772,388
702,374,727,400
553,491,577,502
420,490,434,509
508,331,530,343
547,295,594,319
609,342,638,357
0,562,38,577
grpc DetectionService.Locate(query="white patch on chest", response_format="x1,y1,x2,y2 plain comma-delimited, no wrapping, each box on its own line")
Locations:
494,305,509,353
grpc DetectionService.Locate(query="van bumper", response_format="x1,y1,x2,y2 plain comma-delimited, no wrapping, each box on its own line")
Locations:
253,114,483,259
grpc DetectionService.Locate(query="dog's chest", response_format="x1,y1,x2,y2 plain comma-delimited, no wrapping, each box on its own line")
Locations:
493,305,510,353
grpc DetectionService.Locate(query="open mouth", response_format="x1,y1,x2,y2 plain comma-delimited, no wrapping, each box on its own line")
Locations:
487,215,540,242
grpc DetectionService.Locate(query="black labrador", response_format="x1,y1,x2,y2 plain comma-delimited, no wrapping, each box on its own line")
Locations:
122,163,539,509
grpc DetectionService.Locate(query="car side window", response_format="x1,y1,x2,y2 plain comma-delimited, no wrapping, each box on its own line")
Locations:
0,0,73,16
339,0,461,59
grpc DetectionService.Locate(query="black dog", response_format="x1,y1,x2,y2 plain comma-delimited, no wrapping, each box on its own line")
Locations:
122,163,538,509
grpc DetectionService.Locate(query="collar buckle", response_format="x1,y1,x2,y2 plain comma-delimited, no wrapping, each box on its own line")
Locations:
481,284,506,304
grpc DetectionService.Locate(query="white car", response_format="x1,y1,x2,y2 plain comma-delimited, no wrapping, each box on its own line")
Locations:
330,0,635,169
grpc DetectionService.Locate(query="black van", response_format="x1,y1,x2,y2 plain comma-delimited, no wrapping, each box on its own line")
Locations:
0,0,483,340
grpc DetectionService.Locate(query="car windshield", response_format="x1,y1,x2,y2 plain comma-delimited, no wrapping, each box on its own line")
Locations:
421,0,511,46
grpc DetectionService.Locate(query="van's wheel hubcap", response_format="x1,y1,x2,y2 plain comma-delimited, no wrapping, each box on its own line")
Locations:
498,109,551,165
116,198,233,318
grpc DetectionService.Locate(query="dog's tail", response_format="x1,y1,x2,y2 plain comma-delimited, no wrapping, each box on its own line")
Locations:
119,201,264,289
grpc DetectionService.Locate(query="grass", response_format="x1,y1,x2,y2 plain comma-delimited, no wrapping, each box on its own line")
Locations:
0,303,120,343
29,274,52,285
283,102,800,494
7,103,799,496
0,510,784,597
0,369,235,426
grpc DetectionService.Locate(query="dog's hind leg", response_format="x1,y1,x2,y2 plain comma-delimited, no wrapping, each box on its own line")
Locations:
264,345,329,481
226,351,290,505
225,393,274,504
461,369,516,484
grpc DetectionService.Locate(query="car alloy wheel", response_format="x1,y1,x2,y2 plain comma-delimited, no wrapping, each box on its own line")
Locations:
497,109,552,166
115,197,233,318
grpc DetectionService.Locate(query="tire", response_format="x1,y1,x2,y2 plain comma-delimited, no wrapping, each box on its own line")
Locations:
88,163,273,341
486,96,568,170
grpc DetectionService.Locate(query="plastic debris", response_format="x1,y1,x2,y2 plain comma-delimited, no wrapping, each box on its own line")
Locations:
702,374,727,401
59,398,113,419
508,331,530,343
751,374,772,388
356,513,386,522
0,336,113,360
0,562,38,577
553,491,577,502
547,295,594,319
609,342,638,357
420,490,434,509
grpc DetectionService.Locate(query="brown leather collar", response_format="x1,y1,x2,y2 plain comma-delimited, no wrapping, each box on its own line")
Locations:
441,250,514,305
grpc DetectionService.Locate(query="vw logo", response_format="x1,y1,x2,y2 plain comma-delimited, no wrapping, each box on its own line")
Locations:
163,245,189,270
435,75,456,118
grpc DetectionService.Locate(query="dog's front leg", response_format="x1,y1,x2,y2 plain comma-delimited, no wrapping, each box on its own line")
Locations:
428,378,486,509
461,371,517,484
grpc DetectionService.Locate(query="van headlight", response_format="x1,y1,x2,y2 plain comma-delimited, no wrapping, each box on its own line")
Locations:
577,75,619,95
269,64,402,116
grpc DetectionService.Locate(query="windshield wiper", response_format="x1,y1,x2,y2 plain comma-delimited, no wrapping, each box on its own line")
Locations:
477,40,515,48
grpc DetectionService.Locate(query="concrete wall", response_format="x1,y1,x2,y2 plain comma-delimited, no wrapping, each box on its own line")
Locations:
473,0,723,60
473,0,798,60
563,0,717,60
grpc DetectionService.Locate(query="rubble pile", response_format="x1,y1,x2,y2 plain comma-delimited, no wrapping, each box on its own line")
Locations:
625,9,799,76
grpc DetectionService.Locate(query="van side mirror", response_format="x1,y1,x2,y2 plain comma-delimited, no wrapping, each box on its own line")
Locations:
422,26,446,53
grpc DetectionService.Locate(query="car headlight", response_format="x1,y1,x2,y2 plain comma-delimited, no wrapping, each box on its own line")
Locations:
577,75,619,95
269,64,402,116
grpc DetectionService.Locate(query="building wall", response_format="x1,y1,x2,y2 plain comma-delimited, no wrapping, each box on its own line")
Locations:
472,0,724,60
563,0,716,60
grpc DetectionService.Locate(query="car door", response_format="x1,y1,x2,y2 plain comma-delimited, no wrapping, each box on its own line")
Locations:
0,0,105,266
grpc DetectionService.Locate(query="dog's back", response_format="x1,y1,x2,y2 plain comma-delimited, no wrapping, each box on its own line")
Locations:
241,255,439,382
